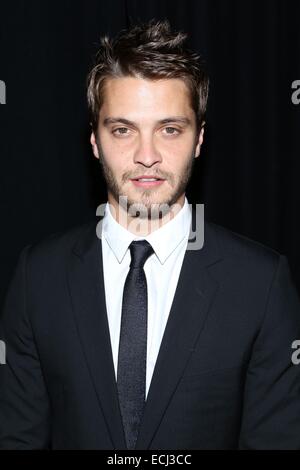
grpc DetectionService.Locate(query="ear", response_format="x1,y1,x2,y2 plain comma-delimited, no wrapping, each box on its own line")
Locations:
195,124,205,158
90,131,100,159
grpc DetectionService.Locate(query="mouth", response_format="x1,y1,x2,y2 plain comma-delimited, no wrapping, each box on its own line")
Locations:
130,177,166,188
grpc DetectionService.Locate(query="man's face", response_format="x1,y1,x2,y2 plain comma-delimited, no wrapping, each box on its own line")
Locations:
90,76,204,219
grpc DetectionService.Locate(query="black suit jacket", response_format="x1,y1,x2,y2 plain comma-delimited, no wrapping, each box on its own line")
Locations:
1,212,300,449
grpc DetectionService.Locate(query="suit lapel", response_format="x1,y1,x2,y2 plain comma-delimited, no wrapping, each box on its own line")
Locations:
67,209,223,450
67,219,127,449
135,216,222,449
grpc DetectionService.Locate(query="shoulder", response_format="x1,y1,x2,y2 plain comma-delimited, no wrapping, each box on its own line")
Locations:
22,218,99,270
204,219,283,282
206,219,280,259
202,221,299,324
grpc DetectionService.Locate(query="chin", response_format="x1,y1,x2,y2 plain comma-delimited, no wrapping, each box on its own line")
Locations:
131,197,176,216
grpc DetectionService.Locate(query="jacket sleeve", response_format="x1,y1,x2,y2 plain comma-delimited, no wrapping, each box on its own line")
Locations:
238,255,300,449
0,245,51,449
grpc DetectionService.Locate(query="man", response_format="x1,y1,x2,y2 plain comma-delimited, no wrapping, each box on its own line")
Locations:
0,18,300,450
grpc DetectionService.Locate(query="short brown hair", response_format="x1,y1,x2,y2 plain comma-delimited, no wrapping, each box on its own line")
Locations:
86,18,209,134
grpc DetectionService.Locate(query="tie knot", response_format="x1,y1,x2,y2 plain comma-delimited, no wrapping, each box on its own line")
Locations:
129,240,154,269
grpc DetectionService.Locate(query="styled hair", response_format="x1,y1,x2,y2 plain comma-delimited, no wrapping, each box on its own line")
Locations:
86,18,209,134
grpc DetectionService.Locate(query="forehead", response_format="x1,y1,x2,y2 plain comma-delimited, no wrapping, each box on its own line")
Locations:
100,76,193,117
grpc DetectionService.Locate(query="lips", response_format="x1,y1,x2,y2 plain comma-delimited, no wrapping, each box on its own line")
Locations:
130,176,165,181
130,177,166,188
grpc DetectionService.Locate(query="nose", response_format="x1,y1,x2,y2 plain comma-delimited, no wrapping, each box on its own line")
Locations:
133,134,162,167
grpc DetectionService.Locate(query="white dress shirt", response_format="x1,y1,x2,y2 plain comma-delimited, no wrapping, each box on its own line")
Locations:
101,196,192,399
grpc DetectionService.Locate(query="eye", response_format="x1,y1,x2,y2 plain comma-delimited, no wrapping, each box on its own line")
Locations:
112,127,130,136
163,127,181,135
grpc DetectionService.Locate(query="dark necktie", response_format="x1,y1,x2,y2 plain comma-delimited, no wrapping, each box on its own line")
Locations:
117,239,154,450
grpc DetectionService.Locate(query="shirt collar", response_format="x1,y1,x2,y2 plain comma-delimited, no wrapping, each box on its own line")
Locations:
101,196,191,265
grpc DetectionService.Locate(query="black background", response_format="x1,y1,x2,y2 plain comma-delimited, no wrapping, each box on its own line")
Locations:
1,0,300,308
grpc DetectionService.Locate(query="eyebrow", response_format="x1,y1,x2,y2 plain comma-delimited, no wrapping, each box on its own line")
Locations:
102,116,192,127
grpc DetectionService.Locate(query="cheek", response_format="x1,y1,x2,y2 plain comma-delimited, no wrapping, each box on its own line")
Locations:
99,135,127,161
162,135,195,155
102,149,133,181
101,136,132,163
163,142,194,169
